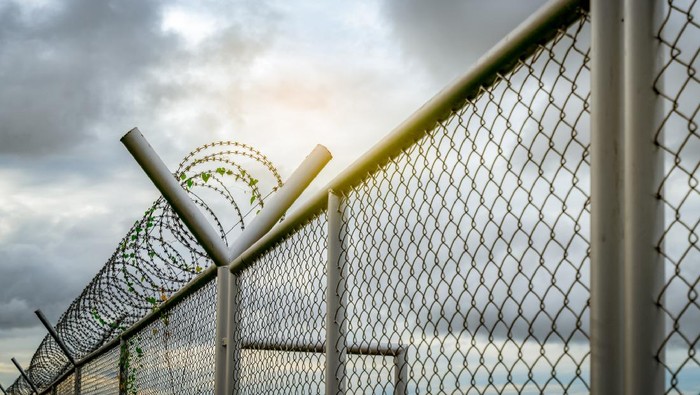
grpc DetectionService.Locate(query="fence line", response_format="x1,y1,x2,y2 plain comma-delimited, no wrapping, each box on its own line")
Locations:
4,0,698,393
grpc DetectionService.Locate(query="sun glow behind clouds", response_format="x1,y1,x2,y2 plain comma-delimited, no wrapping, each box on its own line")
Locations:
161,6,223,48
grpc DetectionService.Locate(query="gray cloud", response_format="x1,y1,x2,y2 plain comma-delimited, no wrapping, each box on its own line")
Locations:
0,0,278,158
0,0,280,334
0,0,176,156
381,0,547,82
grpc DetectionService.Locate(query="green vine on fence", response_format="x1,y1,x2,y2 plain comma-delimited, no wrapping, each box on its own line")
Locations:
102,159,272,393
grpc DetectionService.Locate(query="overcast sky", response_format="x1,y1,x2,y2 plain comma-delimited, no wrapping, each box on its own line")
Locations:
0,0,550,386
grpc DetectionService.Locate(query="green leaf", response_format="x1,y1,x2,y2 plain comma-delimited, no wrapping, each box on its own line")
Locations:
226,170,233,175
250,195,256,204
180,173,187,180
201,172,211,182
249,178,259,186
216,167,226,175
146,296,157,305
186,179,194,189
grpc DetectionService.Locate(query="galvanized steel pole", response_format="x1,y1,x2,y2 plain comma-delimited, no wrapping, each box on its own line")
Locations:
34,310,81,394
326,191,346,395
624,0,665,393
215,266,230,395
11,358,38,394
34,310,76,366
227,274,241,395
73,366,81,395
393,348,407,395
119,338,128,395
226,144,332,262
121,128,231,267
122,129,331,395
590,0,625,393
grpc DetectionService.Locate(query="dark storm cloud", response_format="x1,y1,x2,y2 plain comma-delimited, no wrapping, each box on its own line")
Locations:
0,0,178,155
0,0,280,335
381,0,547,82
0,0,277,157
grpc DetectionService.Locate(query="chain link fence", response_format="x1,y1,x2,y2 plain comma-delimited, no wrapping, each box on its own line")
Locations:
655,0,700,394
3,0,699,394
334,10,590,394
79,345,119,395
123,278,217,395
235,213,328,394
55,374,73,395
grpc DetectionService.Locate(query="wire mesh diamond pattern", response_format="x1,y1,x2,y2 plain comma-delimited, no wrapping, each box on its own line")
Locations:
235,213,328,394
79,345,119,395
55,374,74,395
126,279,217,395
655,0,700,394
336,10,590,394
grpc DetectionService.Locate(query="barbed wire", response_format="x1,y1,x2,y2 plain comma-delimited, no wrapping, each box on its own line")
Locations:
7,141,282,393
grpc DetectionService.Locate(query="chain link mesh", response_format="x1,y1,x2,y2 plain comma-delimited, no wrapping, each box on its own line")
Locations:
55,374,74,395
79,345,119,395
124,278,217,395
11,1,699,393
235,213,328,394
5,376,31,395
335,10,590,394
655,0,700,394
4,142,281,394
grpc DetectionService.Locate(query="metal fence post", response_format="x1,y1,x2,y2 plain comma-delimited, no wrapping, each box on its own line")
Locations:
73,366,81,395
215,266,231,395
590,0,625,393
624,0,665,393
34,310,81,394
119,338,128,395
227,274,241,395
0,383,7,395
122,129,331,395
326,191,347,395
393,348,407,395
11,358,38,395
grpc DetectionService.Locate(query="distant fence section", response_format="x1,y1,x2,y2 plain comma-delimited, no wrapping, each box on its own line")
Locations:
3,0,698,394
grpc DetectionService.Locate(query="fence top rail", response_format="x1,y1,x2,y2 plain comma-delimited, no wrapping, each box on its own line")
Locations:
33,266,217,395
229,0,588,273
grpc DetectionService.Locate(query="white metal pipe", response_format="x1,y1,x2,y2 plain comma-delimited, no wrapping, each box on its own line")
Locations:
227,274,241,395
393,349,407,395
11,358,38,395
624,0,665,393
34,310,76,367
215,267,230,395
590,0,625,393
326,191,346,395
73,366,81,395
226,144,331,263
121,128,230,267
118,338,128,395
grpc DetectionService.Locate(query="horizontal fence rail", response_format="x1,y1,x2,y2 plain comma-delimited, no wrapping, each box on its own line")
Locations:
4,0,698,394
